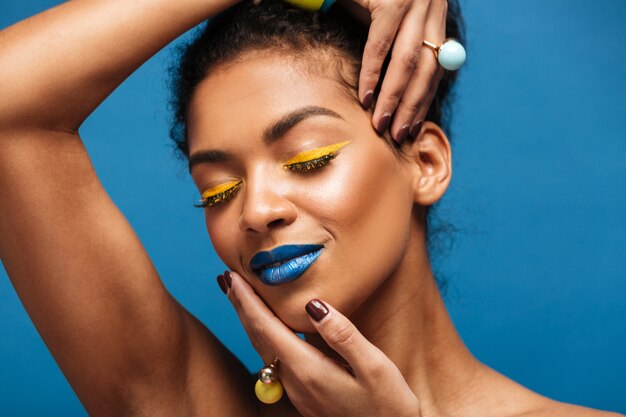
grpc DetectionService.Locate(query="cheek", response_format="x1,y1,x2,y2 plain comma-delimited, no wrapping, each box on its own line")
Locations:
324,146,412,238
308,146,414,313
205,211,239,268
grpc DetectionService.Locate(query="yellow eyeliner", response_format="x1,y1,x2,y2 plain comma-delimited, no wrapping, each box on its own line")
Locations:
197,141,349,207
201,179,241,200
284,141,351,165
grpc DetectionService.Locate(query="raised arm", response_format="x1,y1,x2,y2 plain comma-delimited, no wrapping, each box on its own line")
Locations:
0,1,256,416
0,0,239,132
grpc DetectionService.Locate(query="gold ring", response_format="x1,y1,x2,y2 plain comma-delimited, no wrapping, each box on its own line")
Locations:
422,40,441,58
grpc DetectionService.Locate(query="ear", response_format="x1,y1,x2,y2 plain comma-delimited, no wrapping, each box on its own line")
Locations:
402,122,452,206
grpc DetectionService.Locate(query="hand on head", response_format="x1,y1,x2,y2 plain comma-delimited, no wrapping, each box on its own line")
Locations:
346,0,460,143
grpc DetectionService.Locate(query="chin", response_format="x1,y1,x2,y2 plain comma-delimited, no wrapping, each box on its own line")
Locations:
267,298,318,333
262,289,325,333
282,315,317,334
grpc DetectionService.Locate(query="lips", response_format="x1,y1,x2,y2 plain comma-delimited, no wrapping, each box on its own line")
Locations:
250,244,324,286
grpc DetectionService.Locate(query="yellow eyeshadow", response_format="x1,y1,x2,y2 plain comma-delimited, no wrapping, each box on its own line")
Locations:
284,141,351,165
201,180,242,200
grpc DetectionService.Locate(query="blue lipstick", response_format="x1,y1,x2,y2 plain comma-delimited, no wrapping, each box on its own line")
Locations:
250,244,324,286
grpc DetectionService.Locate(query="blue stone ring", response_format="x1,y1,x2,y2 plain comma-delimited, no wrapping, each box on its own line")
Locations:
422,38,466,71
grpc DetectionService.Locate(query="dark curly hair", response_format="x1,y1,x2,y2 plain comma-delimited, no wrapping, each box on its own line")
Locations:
169,0,464,156
168,0,465,292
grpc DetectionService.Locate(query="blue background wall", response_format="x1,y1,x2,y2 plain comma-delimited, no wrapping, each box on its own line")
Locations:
1,0,624,415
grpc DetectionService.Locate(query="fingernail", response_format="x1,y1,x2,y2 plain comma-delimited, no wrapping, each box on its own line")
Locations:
395,124,410,144
376,113,391,134
223,271,233,289
410,121,423,139
217,275,228,295
361,90,373,109
305,299,329,322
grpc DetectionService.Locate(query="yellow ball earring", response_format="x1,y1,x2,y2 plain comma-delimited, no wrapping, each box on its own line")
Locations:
255,357,284,404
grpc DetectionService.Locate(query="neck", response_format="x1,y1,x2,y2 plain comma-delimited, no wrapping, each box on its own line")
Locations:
304,229,487,415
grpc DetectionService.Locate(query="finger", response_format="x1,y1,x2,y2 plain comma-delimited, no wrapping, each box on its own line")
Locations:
409,71,443,140
223,271,320,367
305,299,394,383
402,0,448,139
394,46,444,141
371,1,430,141
358,0,409,108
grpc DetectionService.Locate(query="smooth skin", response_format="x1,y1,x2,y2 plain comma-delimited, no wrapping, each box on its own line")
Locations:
0,1,622,417
188,54,623,417
0,0,447,415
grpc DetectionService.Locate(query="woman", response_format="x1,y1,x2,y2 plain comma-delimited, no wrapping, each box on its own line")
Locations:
0,0,621,416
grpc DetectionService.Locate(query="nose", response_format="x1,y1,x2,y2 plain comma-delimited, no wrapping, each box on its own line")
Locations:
238,176,297,234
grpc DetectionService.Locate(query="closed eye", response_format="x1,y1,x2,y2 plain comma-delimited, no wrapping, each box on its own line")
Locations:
284,154,337,172
194,180,242,208
195,141,351,206
284,140,350,173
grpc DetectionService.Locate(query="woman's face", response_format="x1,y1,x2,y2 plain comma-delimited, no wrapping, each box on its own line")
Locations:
188,51,418,332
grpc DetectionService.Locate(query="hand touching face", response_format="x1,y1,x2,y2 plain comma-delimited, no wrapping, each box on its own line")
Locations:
217,271,422,417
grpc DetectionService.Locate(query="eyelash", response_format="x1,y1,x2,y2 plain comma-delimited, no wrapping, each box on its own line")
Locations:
284,153,337,172
194,181,243,208
194,152,338,209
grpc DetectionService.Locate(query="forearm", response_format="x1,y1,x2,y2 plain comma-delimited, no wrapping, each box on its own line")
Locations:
0,0,239,132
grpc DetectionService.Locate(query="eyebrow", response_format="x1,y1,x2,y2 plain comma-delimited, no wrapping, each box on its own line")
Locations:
188,105,344,172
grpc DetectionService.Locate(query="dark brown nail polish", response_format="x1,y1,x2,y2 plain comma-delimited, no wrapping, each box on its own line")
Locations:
361,91,373,109
410,121,423,139
395,124,410,144
217,275,228,295
223,271,233,289
305,299,329,322
376,113,391,134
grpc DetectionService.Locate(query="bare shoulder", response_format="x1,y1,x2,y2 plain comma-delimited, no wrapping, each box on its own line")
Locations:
521,400,624,417
474,365,622,417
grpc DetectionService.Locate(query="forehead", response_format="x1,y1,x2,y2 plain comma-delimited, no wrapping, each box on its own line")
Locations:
186,52,355,154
